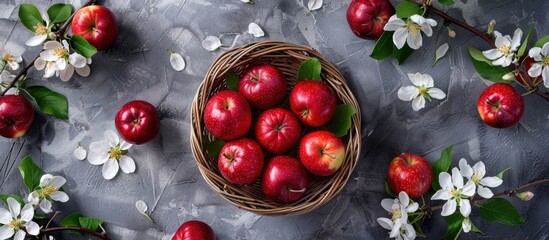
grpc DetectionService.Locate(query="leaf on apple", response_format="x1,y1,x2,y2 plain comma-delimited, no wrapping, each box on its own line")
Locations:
370,31,394,60
18,3,44,32
535,34,549,48
479,198,525,225
47,3,73,24
431,145,453,191
203,138,225,159
325,104,356,137
70,35,98,58
467,46,512,84
395,1,422,19
226,71,240,91
438,0,455,6
496,167,511,179
297,58,322,82
18,155,45,193
444,212,464,240
26,86,69,119
393,43,414,65
517,26,534,58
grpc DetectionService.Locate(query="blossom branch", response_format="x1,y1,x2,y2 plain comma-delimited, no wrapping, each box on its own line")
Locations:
0,0,97,96
40,226,111,240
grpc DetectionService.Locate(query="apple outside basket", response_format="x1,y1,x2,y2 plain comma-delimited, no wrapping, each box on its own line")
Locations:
190,41,362,216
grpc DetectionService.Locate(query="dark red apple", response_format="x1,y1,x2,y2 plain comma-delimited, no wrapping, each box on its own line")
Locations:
204,90,252,141
172,220,215,240
289,80,337,127
347,0,395,39
218,138,264,185
115,100,160,144
298,130,345,177
71,5,118,50
254,108,302,154
386,153,433,198
0,95,35,138
261,156,309,204
477,83,524,128
239,64,288,109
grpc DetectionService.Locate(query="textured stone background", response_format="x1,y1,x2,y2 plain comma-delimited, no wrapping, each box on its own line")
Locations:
1,0,548,239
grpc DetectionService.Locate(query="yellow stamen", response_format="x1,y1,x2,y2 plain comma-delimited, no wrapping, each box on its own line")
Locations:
33,24,47,35
2,51,14,62
450,188,459,197
471,174,481,184
408,23,423,36
109,147,123,160
497,45,511,55
543,58,549,66
8,219,22,229
54,48,67,58
42,185,58,196
391,209,402,221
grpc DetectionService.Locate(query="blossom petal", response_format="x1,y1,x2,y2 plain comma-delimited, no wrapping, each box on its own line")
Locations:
119,155,136,173
44,62,56,78
104,130,120,147
398,192,410,207
542,42,549,56
14,230,25,240
90,141,109,153
69,53,86,68
24,221,39,236
405,222,416,239
411,96,425,111
7,197,20,218
40,174,53,187
408,72,423,86
59,64,74,81
377,217,393,230
20,203,34,222
409,15,424,25
393,28,408,50
119,141,132,151
26,34,47,47
511,28,522,50
397,86,419,101
381,198,395,212
529,47,542,60
48,176,66,188
102,160,119,180
50,191,69,202
44,41,62,50
439,172,453,190
477,185,494,199
428,88,446,100
542,67,549,88
56,58,67,71
0,225,14,239
0,208,11,224
459,158,473,178
406,31,423,50
528,63,542,78
136,200,148,213
39,199,52,213
472,161,486,179
34,57,46,70
495,35,511,49
431,189,452,200
462,218,471,233
424,18,438,27
169,52,186,71
482,49,503,60
87,151,109,165
7,61,19,71
422,74,434,87
459,198,471,217
479,176,503,187
461,180,476,197
421,23,433,37
75,65,91,77
248,22,265,37
40,50,58,61
406,202,419,213
27,191,40,206
384,15,406,31
202,36,223,52
74,146,87,160
441,199,457,216
451,167,464,188
390,219,402,238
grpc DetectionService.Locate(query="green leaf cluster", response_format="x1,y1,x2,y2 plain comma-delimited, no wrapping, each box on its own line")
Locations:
18,156,45,192
325,104,357,137
26,86,69,120
467,46,511,84
61,212,105,236
298,58,322,81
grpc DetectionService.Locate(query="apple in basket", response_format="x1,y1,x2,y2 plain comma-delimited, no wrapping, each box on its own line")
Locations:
71,5,118,50
0,95,35,138
477,83,524,128
289,80,337,127
254,108,302,154
218,138,264,185
262,156,309,203
386,153,433,198
298,130,345,177
239,64,288,109
115,100,160,144
204,90,252,140
172,220,215,240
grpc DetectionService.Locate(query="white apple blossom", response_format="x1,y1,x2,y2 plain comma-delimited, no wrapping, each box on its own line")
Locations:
383,14,437,50
482,29,522,67
34,57,57,78
25,9,51,46
28,174,69,213
458,158,502,199
431,168,476,217
0,197,39,240
87,130,135,180
377,192,417,240
2,51,23,71
397,73,446,111
39,40,87,81
527,42,549,88
0,71,17,95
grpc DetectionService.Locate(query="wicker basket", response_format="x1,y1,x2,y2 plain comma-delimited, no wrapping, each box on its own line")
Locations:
190,41,361,216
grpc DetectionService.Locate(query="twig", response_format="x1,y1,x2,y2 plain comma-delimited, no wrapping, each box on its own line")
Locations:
45,211,61,228
0,0,97,96
40,226,111,240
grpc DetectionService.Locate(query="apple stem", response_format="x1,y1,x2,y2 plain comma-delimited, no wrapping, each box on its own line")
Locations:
288,187,306,193
321,150,336,159
222,153,234,162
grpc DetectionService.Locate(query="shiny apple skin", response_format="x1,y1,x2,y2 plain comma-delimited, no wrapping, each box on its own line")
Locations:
477,83,524,128
218,138,264,185
115,100,160,144
289,80,337,127
239,64,288,110
0,95,35,138
261,156,309,204
71,5,118,50
203,90,252,141
172,220,215,240
298,130,345,177
254,108,302,154
346,0,395,39
386,153,433,198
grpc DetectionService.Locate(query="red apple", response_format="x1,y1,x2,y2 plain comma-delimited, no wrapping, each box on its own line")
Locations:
218,138,264,185
289,80,337,127
346,0,395,39
0,95,35,138
298,130,345,177
261,156,309,204
115,100,160,144
386,153,433,198
204,90,252,140
71,5,118,50
254,108,302,154
173,220,215,240
477,83,524,128
239,64,288,109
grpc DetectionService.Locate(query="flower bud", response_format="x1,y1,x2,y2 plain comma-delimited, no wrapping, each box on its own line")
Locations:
487,20,496,35
48,32,57,40
502,72,517,81
517,191,534,201
447,26,456,38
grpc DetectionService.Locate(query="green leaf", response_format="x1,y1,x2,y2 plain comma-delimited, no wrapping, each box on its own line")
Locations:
204,139,225,159
226,71,240,91
438,0,455,5
18,156,45,192
432,145,453,191
517,26,534,58
385,180,397,197
70,35,97,58
467,47,511,83
496,168,511,179
412,222,426,237
47,4,73,24
26,86,68,119
61,212,84,236
297,58,322,81
393,44,414,64
325,104,357,137
534,34,549,48
0,194,25,206
395,1,423,19
79,217,104,232
370,31,394,60
444,213,464,240
471,221,483,234
18,3,44,32
479,198,525,225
